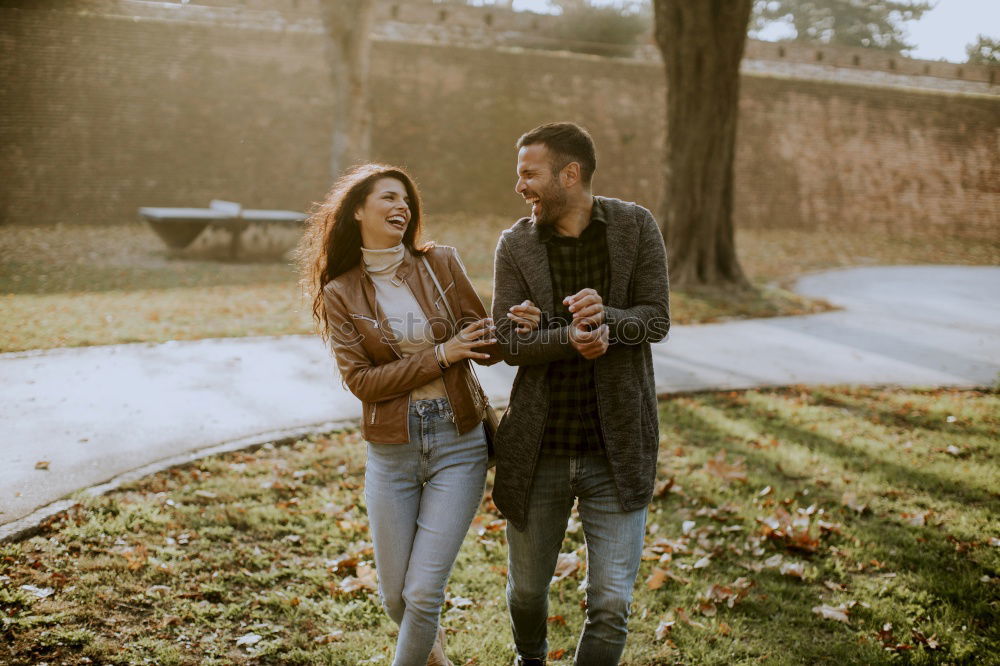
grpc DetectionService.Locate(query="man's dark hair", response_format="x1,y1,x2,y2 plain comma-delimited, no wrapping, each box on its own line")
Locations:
516,122,597,185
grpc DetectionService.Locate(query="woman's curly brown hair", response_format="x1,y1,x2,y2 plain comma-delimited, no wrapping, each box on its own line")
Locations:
296,164,429,340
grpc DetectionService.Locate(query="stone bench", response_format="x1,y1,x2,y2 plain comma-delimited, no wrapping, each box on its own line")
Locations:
139,200,308,258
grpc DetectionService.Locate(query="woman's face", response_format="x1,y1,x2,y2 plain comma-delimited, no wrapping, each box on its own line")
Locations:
355,177,411,250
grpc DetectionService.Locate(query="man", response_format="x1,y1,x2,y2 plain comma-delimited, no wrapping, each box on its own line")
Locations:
491,122,670,665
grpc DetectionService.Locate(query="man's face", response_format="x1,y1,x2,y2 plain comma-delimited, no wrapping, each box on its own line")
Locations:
515,143,567,227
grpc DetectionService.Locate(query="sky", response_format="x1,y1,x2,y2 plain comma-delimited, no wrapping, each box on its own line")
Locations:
506,0,999,63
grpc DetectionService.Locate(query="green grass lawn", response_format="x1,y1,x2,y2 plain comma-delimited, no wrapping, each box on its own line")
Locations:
3,218,994,352
2,386,997,665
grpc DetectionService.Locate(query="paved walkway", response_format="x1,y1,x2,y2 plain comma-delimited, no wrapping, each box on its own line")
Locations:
2,265,998,540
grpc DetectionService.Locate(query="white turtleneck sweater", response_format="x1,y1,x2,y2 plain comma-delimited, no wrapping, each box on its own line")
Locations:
361,244,447,401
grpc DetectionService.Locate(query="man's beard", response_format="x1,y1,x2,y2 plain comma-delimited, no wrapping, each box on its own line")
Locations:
532,185,568,227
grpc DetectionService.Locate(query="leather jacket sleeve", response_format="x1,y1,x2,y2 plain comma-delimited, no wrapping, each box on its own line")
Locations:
322,283,443,403
446,247,503,366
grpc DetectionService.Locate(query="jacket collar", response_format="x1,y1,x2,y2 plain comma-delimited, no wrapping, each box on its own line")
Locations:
513,196,638,311
360,248,447,344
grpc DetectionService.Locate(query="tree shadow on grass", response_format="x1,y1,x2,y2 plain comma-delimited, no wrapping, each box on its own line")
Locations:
698,392,997,508
656,396,998,663
802,386,1000,443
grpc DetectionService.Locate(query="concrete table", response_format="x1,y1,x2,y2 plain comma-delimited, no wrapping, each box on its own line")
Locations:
139,204,308,258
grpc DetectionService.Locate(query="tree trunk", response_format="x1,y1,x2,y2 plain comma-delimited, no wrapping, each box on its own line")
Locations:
319,0,375,178
653,0,752,288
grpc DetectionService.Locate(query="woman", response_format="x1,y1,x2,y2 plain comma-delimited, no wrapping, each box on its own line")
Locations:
298,164,504,665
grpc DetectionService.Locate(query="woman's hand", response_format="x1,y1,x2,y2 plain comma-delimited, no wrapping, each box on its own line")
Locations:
442,317,496,364
507,300,541,334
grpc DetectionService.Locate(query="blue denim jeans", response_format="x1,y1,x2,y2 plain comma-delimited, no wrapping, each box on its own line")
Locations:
505,453,647,664
365,398,488,666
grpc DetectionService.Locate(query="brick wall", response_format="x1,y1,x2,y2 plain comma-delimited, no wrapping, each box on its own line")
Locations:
0,2,334,226
1,1,997,238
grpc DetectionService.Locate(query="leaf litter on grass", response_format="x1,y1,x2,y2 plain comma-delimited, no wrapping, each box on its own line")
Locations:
1,387,997,664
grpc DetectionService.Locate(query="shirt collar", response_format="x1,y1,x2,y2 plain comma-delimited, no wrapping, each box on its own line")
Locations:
538,197,606,244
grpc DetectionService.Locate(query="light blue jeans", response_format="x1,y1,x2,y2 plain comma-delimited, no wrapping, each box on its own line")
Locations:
506,453,647,665
365,398,488,666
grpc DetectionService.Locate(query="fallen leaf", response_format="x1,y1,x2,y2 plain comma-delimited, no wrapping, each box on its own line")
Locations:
812,604,850,624
655,612,676,640
646,567,669,590
911,629,940,650
160,614,182,628
758,485,773,497
34,461,50,470
823,580,846,592
327,553,360,574
717,621,732,636
20,585,54,599
901,511,931,527
675,607,708,630
703,451,747,483
145,584,171,598
653,478,674,497
337,563,378,594
757,507,820,554
876,622,896,648
547,615,566,626
699,578,754,610
548,648,567,660
817,520,843,535
780,562,805,579
314,631,344,643
122,543,148,570
664,570,693,585
551,553,582,583
697,599,717,617
448,595,473,608
693,556,712,569
235,632,262,646
840,492,868,514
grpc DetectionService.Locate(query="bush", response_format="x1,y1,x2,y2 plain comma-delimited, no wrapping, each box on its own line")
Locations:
541,3,650,58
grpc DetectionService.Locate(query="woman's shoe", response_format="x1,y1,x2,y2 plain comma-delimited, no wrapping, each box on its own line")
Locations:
426,626,453,666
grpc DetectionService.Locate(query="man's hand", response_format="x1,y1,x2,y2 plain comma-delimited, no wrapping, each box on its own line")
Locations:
564,288,604,331
569,322,609,360
507,300,541,334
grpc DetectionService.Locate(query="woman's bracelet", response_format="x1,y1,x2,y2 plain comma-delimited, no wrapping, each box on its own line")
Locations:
435,343,450,369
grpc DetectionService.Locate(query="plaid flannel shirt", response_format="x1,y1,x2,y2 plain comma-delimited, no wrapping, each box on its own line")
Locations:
538,198,610,456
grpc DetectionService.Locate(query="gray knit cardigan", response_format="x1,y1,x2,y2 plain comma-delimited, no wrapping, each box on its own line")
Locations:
490,196,671,530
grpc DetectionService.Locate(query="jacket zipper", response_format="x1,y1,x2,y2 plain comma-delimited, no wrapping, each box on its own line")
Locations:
351,313,379,328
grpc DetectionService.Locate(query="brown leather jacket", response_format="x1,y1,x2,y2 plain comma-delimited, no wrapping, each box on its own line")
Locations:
322,245,501,444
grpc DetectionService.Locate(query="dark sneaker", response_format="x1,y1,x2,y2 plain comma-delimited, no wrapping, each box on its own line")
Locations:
514,658,546,666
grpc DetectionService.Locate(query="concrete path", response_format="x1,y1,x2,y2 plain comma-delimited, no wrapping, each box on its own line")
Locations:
2,265,998,540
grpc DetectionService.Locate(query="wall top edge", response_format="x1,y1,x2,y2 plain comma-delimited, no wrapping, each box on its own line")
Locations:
3,0,996,93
